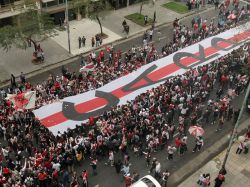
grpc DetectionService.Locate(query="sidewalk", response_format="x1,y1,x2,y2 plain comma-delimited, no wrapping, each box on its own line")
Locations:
0,0,213,85
177,118,250,187
53,0,211,55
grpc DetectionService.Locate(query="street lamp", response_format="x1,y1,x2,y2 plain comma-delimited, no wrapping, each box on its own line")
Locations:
65,0,71,54
221,82,250,170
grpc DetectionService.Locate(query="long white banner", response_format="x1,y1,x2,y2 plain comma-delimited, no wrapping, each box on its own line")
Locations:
34,23,250,135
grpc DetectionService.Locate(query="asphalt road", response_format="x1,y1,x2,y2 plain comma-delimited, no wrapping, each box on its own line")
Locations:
1,6,249,187
11,7,220,86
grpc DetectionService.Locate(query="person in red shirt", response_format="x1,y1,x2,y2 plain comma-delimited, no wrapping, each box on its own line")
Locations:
124,173,132,187
175,137,182,154
2,167,10,178
82,170,89,187
99,50,105,62
193,22,198,31
38,170,47,187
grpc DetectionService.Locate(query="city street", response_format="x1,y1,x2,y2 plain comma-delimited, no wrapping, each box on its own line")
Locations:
18,7,219,85
8,10,249,183
0,2,249,187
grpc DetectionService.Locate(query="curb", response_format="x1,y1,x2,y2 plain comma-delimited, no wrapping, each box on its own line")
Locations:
0,6,215,88
168,118,250,187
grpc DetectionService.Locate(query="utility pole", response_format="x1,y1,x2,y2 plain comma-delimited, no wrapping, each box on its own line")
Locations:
221,82,250,170
65,0,71,54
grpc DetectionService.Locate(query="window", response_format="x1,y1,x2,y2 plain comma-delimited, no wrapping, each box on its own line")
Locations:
141,178,156,187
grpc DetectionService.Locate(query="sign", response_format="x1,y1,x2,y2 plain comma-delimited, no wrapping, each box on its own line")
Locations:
34,23,250,135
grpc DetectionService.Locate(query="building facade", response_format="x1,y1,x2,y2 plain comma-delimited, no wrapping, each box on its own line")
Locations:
0,0,147,27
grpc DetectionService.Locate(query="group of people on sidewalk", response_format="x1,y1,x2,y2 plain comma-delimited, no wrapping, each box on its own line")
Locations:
197,167,227,187
0,3,249,187
197,127,250,187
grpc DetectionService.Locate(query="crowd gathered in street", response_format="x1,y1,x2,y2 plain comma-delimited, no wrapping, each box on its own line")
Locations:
0,2,250,187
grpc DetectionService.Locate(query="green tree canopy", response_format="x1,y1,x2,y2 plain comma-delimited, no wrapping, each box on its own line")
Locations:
0,9,56,51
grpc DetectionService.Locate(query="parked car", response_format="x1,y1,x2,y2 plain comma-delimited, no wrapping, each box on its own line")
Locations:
131,175,161,187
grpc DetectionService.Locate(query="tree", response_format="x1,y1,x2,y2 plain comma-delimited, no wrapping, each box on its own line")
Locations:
69,0,87,20
87,0,112,36
0,8,56,52
139,0,149,14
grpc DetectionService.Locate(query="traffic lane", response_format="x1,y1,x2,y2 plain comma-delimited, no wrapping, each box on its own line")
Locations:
72,92,248,187
18,7,219,87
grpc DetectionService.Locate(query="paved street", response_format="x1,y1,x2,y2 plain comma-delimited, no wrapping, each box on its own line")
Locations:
7,6,219,87
0,0,214,85
178,119,250,187
0,2,249,187
62,94,249,187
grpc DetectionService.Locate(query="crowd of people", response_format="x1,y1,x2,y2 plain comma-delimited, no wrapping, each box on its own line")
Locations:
0,2,250,187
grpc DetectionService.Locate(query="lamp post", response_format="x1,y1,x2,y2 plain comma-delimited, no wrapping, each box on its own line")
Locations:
65,0,71,54
220,1,250,171
221,82,250,170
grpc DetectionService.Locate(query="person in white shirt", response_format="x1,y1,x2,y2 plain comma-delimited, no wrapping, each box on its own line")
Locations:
154,161,161,180
192,136,204,152
2,146,9,159
167,145,176,160
52,162,61,171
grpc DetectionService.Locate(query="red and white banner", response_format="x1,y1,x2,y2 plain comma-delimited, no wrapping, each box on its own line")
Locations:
34,23,250,135
6,91,36,110
79,63,95,72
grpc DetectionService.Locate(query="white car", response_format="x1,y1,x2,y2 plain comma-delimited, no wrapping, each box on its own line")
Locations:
131,175,161,187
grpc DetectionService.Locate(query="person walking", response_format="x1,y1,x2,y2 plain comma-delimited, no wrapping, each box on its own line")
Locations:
143,151,151,167
122,20,127,32
149,29,153,41
20,72,26,84
81,170,89,187
62,169,70,187
180,136,188,156
161,169,170,187
10,74,17,89
236,140,245,154
105,150,114,166
144,15,148,25
114,159,123,174
90,158,98,176
91,37,95,48
167,145,176,160
149,157,157,173
154,161,161,181
216,116,224,131
124,173,132,187
192,136,204,152
121,163,130,182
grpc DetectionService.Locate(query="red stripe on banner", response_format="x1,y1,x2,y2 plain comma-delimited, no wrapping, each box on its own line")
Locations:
130,79,149,89
40,29,250,128
148,64,180,81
